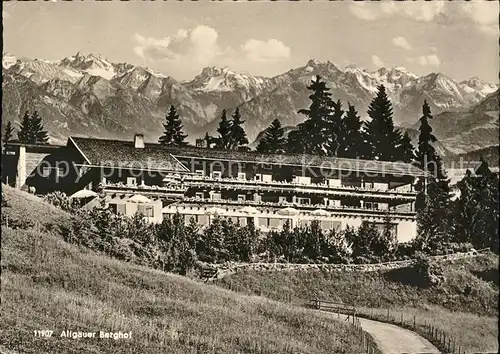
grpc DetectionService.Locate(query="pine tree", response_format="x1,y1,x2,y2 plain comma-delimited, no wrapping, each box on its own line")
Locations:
3,121,14,145
158,105,188,146
295,75,336,156
215,109,232,150
364,85,402,161
414,101,451,251
396,131,415,163
285,129,305,153
325,99,343,156
337,103,364,158
17,111,49,144
229,108,248,150
256,119,287,153
453,159,499,252
415,101,445,179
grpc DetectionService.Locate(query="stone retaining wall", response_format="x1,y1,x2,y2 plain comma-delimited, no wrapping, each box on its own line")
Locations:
206,249,487,278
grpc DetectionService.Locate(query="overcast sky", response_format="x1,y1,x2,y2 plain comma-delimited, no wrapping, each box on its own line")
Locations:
3,1,498,82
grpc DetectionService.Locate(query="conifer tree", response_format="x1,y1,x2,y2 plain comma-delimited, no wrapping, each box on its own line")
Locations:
285,129,304,154
453,159,499,252
414,100,451,251
3,121,14,145
415,101,444,179
325,99,343,156
229,108,248,150
215,109,232,150
17,110,49,144
256,118,287,153
396,131,415,163
158,105,188,146
337,103,364,158
363,85,402,161
295,75,336,156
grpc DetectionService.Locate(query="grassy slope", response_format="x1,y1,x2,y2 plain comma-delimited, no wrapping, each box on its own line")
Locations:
2,185,73,231
0,186,364,354
218,256,499,352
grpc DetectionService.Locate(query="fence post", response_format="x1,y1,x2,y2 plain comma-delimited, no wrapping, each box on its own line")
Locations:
401,313,403,324
413,315,416,329
387,308,390,322
443,332,446,349
448,338,451,352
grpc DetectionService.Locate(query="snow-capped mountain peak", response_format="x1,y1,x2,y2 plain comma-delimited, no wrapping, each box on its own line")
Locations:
59,52,116,80
186,65,269,93
460,77,498,95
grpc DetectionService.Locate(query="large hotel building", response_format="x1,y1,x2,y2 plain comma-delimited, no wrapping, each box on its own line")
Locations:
2,134,426,242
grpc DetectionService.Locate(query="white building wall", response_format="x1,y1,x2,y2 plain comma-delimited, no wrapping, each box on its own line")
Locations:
374,182,388,190
161,204,417,243
396,221,417,243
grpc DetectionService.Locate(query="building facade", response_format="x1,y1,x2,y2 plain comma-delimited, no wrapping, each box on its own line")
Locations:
2,134,426,242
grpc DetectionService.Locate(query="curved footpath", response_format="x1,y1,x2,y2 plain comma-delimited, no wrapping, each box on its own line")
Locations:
334,314,440,354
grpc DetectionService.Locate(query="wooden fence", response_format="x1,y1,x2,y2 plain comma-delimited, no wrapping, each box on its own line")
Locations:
359,308,467,354
200,267,218,282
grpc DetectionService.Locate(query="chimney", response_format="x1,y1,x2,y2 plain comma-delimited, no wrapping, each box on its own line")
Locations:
195,138,207,148
134,134,145,149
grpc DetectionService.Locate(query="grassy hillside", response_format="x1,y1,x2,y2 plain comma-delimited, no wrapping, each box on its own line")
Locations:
0,186,364,354
2,185,72,232
217,254,498,315
217,255,499,352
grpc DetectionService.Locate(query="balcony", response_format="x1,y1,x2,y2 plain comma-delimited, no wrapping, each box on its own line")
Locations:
99,181,187,197
181,196,416,219
182,175,417,200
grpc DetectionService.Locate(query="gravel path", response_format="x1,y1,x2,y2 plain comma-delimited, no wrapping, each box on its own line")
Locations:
335,314,440,354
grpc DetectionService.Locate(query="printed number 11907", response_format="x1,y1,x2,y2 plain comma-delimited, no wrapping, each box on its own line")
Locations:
34,330,53,338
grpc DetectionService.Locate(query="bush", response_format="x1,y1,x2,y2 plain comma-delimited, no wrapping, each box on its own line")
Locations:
44,191,77,213
414,251,446,286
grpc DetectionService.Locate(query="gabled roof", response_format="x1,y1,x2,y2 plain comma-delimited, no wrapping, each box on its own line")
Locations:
68,137,188,172
67,137,427,177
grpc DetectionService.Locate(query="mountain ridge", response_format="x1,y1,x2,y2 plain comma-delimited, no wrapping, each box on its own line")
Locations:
2,52,498,152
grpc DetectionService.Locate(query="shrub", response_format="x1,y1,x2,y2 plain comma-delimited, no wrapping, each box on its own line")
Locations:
44,191,77,213
414,251,446,286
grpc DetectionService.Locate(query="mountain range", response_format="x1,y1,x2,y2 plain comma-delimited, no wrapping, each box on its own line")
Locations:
2,52,498,154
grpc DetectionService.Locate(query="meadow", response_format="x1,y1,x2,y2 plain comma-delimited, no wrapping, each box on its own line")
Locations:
0,186,365,354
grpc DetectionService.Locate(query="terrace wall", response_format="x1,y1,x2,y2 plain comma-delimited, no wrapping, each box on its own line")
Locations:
210,250,487,276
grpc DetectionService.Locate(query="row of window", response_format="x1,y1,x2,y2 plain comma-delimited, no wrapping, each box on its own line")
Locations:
108,203,155,217
193,193,388,210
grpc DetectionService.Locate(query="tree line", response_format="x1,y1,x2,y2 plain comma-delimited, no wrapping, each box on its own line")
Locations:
2,111,50,145
158,75,414,162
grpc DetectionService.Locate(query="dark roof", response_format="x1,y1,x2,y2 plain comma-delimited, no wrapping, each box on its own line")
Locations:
69,137,188,172
166,145,427,177
4,141,64,152
68,137,426,177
